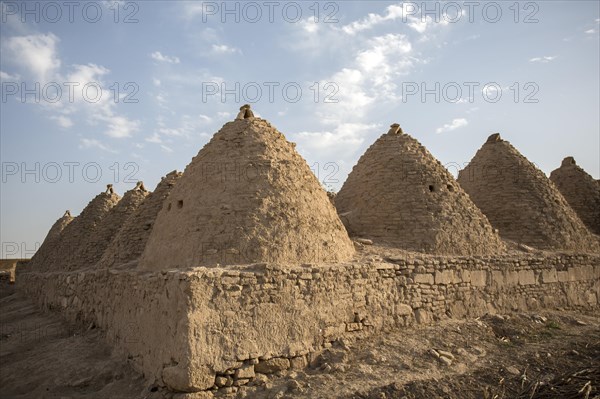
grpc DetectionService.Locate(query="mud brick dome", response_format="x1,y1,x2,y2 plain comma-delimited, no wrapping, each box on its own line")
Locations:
28,210,73,271
33,190,120,272
550,157,600,235
458,134,600,252
139,112,354,270
71,185,149,271
97,171,182,269
335,124,506,255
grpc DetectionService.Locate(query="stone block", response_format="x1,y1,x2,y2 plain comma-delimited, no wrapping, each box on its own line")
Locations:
557,270,570,282
162,364,215,392
290,356,307,370
491,271,505,288
414,309,431,324
504,270,519,286
234,364,255,379
518,270,536,286
541,269,558,284
581,265,595,280
254,358,290,374
435,270,455,285
396,303,413,316
460,269,471,283
470,271,487,287
414,273,434,285
568,267,580,281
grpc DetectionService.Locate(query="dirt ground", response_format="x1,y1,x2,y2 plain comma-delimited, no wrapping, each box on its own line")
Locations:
1,285,598,399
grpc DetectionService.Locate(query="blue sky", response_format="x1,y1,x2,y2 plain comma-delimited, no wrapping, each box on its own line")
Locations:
1,1,599,258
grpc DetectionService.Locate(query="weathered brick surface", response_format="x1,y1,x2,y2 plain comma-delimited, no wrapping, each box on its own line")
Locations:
139,118,354,270
550,157,600,235
457,134,600,252
96,171,181,269
336,128,505,255
33,191,120,272
27,211,73,272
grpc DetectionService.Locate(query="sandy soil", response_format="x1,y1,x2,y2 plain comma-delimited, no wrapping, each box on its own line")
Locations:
0,286,158,399
1,285,598,399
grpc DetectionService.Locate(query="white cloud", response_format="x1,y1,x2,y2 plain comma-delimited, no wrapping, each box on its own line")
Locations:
61,63,141,138
356,34,413,89
160,144,174,153
298,16,319,34
217,111,231,118
182,2,206,19
3,33,61,82
342,3,409,35
408,15,449,35
436,118,468,134
296,122,378,152
342,2,448,36
529,56,557,63
79,138,114,152
211,44,240,54
146,132,162,143
146,113,213,149
320,68,374,125
151,51,180,64
153,78,161,87
100,115,141,138
0,70,21,80
50,115,73,128
585,29,597,34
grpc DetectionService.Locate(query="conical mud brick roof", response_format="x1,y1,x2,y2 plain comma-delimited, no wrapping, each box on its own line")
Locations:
335,124,505,255
457,134,599,252
97,172,182,269
139,110,354,270
29,210,73,271
550,157,600,235
71,185,148,271
39,189,120,272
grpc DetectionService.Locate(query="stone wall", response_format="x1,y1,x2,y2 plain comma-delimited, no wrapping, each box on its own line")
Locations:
19,253,599,393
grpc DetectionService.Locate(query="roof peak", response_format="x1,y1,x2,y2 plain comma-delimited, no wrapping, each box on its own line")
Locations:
561,156,576,167
486,133,503,143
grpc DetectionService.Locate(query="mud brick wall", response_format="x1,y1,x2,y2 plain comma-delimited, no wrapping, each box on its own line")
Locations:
18,254,600,393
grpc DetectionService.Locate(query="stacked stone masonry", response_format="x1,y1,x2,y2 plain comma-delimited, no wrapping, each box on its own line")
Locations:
20,252,600,393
